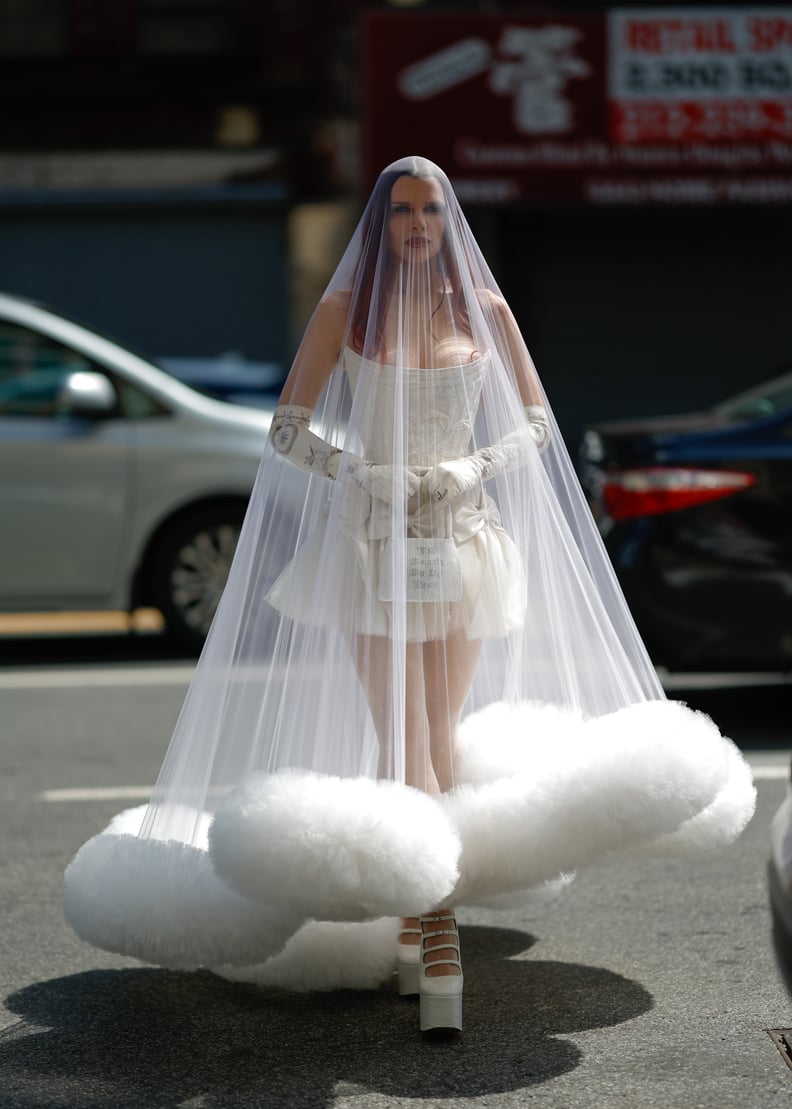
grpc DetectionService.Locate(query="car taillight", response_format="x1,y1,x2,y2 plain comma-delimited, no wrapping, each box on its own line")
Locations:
602,467,758,521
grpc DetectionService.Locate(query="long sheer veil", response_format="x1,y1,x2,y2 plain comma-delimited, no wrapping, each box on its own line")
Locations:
64,157,755,990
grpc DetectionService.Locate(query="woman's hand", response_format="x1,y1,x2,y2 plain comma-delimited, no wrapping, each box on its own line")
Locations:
422,457,481,503
334,457,422,502
422,413,548,503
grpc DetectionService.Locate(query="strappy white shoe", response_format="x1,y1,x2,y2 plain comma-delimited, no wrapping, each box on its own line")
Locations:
419,909,463,1033
397,917,421,996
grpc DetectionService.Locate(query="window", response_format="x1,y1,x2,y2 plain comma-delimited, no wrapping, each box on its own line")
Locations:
114,376,168,418
0,320,167,418
0,321,94,416
714,372,792,423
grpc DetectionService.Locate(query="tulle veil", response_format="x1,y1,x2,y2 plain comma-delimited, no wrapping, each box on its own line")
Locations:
64,157,755,990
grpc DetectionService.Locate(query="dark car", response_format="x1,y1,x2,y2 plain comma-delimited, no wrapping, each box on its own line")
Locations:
769,767,792,970
579,372,792,671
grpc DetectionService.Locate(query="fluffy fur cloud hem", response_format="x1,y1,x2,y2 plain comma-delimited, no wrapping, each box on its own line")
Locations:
63,807,403,990
445,699,755,904
63,808,305,970
62,698,754,986
208,699,753,918
209,770,462,921
215,918,401,992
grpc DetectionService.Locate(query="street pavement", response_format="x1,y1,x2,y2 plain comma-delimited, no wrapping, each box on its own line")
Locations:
0,633,791,1108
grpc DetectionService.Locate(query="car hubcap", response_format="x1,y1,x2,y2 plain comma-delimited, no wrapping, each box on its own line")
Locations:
170,524,240,633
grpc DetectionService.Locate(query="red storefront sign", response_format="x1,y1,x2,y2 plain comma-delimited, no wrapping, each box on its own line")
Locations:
362,8,792,205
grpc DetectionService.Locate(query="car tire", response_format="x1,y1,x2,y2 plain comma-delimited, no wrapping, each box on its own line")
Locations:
151,504,246,652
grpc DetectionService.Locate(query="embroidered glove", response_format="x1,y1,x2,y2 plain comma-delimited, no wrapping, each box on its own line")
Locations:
423,405,550,503
525,404,550,453
333,456,422,501
269,404,340,477
269,404,421,501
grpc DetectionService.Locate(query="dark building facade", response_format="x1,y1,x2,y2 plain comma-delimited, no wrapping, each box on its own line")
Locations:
1,1,791,439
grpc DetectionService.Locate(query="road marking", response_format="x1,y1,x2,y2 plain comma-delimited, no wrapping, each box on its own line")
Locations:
3,658,792,694
749,765,788,781
37,762,788,802
658,669,792,690
0,662,320,690
0,666,195,689
39,786,154,802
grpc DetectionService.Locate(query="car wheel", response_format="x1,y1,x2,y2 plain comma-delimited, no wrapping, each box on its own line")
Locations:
152,505,245,651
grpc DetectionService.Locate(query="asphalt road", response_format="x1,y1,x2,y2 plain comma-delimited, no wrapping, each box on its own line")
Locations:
1,632,791,1108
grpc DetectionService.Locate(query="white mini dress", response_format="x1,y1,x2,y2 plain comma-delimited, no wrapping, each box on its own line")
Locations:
266,347,524,642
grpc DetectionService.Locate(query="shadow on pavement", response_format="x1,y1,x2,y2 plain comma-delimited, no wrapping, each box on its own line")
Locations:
1,927,652,1108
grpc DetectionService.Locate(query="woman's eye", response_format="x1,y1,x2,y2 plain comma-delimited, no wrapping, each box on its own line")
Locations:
426,204,444,214
391,205,410,214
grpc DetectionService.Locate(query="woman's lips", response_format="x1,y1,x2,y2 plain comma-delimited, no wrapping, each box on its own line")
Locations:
407,237,429,247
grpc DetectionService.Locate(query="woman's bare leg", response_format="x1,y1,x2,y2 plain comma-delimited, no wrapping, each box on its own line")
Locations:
351,628,481,791
352,633,441,979
353,630,481,982
352,634,439,793
419,629,481,980
422,628,483,793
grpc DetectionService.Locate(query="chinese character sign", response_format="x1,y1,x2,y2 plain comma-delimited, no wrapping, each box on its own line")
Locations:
363,12,604,205
363,9,792,205
489,25,591,134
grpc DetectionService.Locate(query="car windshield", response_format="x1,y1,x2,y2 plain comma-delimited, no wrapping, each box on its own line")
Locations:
713,372,792,422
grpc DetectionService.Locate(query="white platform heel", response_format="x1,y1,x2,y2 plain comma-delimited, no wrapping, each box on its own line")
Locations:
419,909,463,1033
397,917,421,996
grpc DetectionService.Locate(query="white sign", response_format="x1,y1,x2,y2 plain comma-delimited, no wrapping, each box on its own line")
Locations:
609,8,792,142
398,39,492,101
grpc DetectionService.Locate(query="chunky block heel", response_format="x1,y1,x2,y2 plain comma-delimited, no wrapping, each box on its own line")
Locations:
397,953,420,996
397,917,422,996
418,909,463,1033
419,988,463,1033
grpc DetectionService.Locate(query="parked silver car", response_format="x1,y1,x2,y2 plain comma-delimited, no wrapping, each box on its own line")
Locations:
0,292,304,649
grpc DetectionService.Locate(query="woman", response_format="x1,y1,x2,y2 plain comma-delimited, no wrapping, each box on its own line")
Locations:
265,163,552,1030
65,158,754,1036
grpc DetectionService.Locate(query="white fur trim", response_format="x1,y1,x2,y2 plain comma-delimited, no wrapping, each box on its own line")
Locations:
104,803,213,848
64,815,303,969
625,738,756,857
104,804,150,835
446,699,743,905
456,700,583,784
215,917,400,992
465,874,576,911
209,769,461,921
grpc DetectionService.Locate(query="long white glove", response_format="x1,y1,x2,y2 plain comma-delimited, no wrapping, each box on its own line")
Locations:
333,455,422,500
269,404,421,501
423,405,550,503
525,404,551,453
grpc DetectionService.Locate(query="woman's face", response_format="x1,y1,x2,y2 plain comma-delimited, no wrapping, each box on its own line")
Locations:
387,175,446,263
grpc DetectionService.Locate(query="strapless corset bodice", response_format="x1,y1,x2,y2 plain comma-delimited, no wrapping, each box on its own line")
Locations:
342,346,487,466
